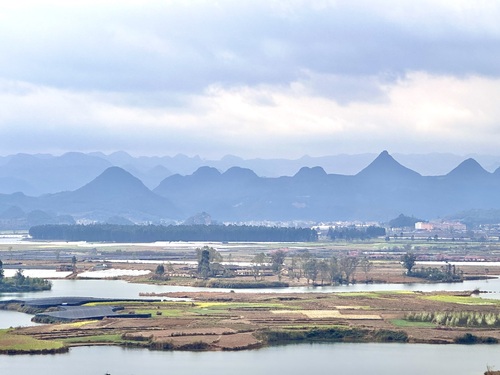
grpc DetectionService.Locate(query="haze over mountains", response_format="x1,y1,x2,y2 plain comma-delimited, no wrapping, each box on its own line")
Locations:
2,151,500,196
2,151,500,227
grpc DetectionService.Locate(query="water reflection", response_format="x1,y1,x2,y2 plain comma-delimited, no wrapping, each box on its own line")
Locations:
0,343,498,375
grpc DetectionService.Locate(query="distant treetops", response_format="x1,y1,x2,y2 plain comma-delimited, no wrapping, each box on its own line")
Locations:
29,224,319,243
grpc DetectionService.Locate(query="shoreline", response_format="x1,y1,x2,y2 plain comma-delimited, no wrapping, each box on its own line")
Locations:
3,289,500,355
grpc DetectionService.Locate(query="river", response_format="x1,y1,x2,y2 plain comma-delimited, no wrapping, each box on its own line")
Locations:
2,275,500,301
0,343,498,375
2,277,500,374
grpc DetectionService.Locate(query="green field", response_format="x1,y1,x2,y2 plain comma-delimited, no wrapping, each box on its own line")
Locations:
0,329,66,354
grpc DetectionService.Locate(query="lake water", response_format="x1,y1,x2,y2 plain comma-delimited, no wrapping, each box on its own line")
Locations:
1,276,500,327
2,278,500,373
2,275,500,302
0,343,498,375
0,309,40,328
1,277,500,329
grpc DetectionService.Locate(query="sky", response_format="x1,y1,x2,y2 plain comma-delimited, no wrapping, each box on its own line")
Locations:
1,0,500,159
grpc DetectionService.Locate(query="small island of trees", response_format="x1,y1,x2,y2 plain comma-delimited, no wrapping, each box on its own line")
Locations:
401,252,463,282
0,260,52,293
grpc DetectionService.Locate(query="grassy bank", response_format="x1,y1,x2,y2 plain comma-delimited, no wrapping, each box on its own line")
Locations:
0,329,67,355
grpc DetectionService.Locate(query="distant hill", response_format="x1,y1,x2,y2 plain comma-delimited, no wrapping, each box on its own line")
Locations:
1,150,500,196
1,151,500,225
153,151,500,222
446,158,490,180
0,167,179,224
356,150,421,181
41,167,179,222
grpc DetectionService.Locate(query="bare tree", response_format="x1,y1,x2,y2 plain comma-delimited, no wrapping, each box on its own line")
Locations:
251,253,267,281
328,256,341,284
269,249,286,281
303,258,318,284
318,260,330,285
360,256,372,282
339,256,359,284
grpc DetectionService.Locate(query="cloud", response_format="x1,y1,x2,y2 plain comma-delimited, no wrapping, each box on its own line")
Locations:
1,72,500,158
1,1,499,98
0,1,500,158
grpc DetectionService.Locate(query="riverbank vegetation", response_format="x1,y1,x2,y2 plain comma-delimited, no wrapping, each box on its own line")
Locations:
401,252,464,282
260,326,408,344
0,261,52,293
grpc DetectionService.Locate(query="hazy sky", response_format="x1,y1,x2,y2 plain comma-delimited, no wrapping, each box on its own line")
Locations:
1,0,500,158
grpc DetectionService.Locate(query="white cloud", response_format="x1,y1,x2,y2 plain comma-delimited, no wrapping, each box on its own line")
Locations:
0,1,500,157
1,73,500,157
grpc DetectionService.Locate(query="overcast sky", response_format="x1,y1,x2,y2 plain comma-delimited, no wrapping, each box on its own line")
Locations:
1,0,500,158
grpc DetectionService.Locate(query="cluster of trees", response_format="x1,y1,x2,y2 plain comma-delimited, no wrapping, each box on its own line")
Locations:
29,224,318,243
152,263,174,281
400,252,463,282
196,246,230,279
194,247,372,286
251,250,373,285
0,261,52,292
277,252,371,285
327,226,386,241
409,265,463,282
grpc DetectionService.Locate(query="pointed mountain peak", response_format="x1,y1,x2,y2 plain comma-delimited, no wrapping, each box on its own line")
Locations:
447,158,489,178
95,166,138,181
357,151,420,178
371,150,396,165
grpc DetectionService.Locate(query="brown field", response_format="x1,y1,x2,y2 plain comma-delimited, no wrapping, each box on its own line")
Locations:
3,238,500,353
7,289,500,352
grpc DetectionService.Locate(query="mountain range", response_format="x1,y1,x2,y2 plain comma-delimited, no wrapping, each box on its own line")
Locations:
2,151,500,196
2,150,500,226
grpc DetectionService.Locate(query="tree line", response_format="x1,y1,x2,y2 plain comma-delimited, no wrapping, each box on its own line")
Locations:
327,226,386,241
29,224,318,243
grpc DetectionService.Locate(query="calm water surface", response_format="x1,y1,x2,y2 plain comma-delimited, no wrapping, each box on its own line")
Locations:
0,343,499,375
2,275,500,301
2,278,500,373
2,277,500,328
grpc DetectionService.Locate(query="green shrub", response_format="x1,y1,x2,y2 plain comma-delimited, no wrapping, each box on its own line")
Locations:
454,333,498,344
373,330,408,342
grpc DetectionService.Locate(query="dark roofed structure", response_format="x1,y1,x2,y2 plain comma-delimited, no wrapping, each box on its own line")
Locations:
1,297,154,322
